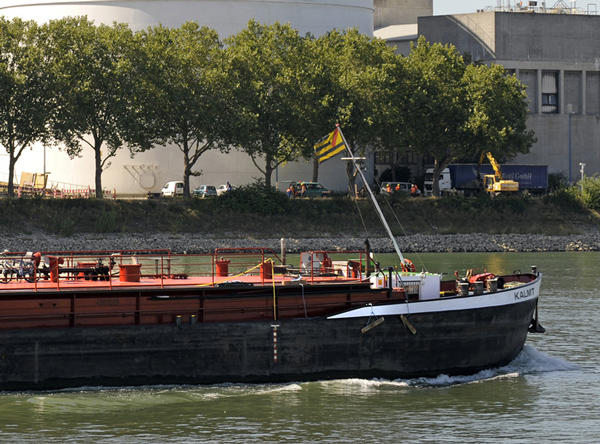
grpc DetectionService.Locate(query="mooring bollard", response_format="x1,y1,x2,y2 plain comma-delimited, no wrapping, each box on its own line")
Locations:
474,281,484,295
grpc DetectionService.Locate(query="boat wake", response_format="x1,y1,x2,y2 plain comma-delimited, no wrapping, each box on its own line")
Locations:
321,345,577,390
405,345,577,387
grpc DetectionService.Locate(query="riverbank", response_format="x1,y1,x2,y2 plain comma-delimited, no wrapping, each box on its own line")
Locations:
2,232,600,254
1,192,599,253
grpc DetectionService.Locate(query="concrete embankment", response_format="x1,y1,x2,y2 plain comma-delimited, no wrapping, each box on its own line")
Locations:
1,232,600,254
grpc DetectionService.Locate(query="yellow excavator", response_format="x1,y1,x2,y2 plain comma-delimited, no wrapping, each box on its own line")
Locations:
481,152,519,195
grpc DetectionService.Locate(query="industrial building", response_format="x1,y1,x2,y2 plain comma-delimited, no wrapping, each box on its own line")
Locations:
418,6,600,183
374,2,600,185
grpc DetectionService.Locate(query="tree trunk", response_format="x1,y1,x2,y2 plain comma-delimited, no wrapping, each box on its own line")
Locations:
312,157,319,182
264,152,273,188
183,144,191,198
95,143,103,199
7,150,16,198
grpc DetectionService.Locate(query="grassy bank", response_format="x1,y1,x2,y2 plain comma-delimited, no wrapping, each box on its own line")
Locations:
1,187,598,238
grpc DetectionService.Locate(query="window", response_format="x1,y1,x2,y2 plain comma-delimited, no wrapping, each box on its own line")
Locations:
542,71,558,114
542,93,557,106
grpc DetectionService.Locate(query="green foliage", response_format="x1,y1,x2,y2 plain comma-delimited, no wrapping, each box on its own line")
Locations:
433,192,527,217
214,180,290,216
402,37,535,197
542,187,586,213
0,193,598,238
222,21,310,187
579,175,600,210
548,172,568,192
93,208,119,233
0,17,54,196
44,17,151,198
135,23,226,197
48,211,75,236
462,64,536,160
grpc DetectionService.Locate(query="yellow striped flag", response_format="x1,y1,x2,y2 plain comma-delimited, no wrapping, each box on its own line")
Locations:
314,127,347,163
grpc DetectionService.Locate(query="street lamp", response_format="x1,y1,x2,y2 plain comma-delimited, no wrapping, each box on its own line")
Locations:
580,162,586,193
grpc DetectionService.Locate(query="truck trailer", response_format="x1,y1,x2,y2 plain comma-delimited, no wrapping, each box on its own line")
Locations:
424,164,549,196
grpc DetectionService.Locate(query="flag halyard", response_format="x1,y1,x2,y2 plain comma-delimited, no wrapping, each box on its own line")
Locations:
314,127,347,163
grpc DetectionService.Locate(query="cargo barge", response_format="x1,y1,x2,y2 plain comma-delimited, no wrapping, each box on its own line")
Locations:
0,247,542,391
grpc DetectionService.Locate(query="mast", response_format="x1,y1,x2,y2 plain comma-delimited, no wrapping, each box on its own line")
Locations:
336,126,406,264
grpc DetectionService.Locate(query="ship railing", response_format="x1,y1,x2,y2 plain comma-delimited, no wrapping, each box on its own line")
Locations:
299,250,374,283
2,248,292,290
213,247,285,285
2,248,377,290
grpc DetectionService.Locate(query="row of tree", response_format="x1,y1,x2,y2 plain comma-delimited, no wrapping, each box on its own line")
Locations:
1,16,536,198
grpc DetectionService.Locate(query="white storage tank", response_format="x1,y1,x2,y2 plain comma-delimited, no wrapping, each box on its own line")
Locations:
0,0,374,35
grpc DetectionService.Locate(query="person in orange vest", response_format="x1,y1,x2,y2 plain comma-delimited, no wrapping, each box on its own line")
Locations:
411,184,420,197
386,184,392,194
395,184,400,192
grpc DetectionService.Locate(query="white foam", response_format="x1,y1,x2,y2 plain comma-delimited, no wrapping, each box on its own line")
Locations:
395,345,578,387
503,344,579,373
316,345,578,390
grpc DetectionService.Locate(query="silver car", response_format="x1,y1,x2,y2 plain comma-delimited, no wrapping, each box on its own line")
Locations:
192,185,218,197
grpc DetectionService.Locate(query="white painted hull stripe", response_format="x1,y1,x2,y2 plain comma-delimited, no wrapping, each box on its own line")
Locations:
328,275,542,319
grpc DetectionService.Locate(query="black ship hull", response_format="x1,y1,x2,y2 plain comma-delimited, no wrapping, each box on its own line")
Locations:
0,297,538,391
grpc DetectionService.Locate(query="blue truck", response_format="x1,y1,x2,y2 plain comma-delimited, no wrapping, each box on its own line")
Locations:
424,164,549,196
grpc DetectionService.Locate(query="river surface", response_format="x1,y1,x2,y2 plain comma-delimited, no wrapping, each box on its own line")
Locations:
0,252,598,443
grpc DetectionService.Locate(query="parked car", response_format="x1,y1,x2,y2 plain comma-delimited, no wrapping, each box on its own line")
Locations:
216,183,232,196
192,185,217,197
285,181,329,198
381,182,412,195
160,181,184,197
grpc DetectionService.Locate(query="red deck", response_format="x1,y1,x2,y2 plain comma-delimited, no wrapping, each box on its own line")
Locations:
0,248,405,331
0,272,364,292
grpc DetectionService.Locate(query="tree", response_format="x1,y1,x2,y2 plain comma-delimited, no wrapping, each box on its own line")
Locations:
0,18,54,197
44,17,151,198
303,29,404,191
135,22,227,197
222,21,311,188
351,39,411,184
295,31,342,183
405,36,468,197
462,63,536,165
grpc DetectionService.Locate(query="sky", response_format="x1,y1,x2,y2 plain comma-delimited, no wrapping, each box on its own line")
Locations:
434,0,504,15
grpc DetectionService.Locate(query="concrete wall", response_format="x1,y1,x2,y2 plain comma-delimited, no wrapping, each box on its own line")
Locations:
494,12,600,63
374,0,431,29
418,13,496,61
419,12,600,63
